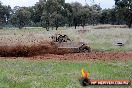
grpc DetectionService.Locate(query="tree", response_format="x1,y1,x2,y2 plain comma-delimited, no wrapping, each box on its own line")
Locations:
51,12,64,30
89,4,101,25
41,12,50,31
115,0,132,28
2,0,129,29
63,3,73,27
10,7,31,29
41,0,65,30
79,5,90,28
0,2,11,28
71,2,82,29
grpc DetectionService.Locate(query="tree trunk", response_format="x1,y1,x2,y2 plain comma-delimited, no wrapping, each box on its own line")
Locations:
75,23,77,29
128,17,132,28
46,27,49,31
56,26,58,30
18,24,23,29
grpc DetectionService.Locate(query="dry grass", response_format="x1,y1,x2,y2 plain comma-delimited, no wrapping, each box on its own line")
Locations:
0,25,132,56
94,24,128,29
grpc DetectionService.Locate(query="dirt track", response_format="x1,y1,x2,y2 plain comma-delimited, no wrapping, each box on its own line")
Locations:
0,32,132,61
27,52,132,61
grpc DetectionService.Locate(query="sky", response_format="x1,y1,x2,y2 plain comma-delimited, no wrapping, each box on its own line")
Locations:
0,0,115,9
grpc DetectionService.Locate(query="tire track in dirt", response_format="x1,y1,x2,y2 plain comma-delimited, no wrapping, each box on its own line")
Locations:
29,52,132,61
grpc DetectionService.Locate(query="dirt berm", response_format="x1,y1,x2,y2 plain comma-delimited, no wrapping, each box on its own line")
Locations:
0,40,56,57
0,40,79,57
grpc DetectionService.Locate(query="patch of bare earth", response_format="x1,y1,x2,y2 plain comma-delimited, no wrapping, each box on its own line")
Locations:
0,33,132,61
22,52,132,61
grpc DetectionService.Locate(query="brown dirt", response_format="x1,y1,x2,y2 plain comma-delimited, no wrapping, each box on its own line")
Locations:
0,41,58,57
27,52,132,61
0,33,132,61
0,38,132,61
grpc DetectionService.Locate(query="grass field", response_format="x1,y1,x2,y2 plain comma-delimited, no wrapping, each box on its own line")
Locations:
0,59,132,88
0,25,132,88
0,26,132,52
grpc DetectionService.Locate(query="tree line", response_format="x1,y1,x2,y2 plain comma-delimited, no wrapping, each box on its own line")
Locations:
0,0,132,30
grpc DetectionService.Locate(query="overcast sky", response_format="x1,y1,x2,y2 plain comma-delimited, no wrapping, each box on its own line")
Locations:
0,0,115,9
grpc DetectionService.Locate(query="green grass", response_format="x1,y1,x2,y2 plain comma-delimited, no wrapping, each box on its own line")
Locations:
0,26,132,88
0,59,132,88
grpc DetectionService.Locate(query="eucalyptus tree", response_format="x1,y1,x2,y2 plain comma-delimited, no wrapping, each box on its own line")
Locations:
115,0,132,28
10,7,31,29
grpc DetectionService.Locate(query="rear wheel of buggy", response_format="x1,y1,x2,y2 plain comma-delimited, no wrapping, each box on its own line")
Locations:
79,47,91,53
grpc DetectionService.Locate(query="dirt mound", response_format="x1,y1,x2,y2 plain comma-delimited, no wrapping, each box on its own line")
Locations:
0,41,79,57
0,41,58,57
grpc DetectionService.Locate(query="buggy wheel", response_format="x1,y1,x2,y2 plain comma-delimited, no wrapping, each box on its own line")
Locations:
83,47,91,52
79,47,91,53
